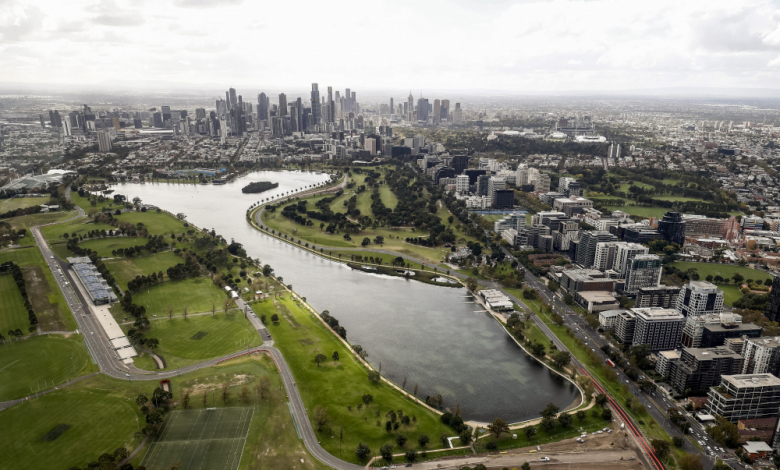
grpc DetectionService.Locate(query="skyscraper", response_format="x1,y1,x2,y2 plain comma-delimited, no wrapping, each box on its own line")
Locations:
441,99,450,121
97,129,112,153
229,87,237,109
658,211,686,246
766,276,780,323
345,88,351,113
278,93,287,117
390,97,394,115
407,91,414,120
327,86,335,123
310,83,321,130
417,97,429,122
258,93,268,123
576,231,618,268
433,99,441,125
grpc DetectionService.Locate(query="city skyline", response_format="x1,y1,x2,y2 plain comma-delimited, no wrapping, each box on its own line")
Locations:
2,0,780,93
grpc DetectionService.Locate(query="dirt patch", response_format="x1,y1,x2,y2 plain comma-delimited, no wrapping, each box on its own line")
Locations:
190,331,209,340
182,373,255,395
23,265,68,331
298,338,315,346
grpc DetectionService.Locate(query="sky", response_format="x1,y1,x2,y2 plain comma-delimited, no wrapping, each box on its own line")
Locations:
2,0,780,93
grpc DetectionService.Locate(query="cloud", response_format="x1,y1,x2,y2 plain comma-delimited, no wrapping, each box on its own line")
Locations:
92,13,144,26
173,0,244,8
0,3,45,42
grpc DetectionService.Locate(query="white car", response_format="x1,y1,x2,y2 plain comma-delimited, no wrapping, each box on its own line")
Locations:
540,457,550,462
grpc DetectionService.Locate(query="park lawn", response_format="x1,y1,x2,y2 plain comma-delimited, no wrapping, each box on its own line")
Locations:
113,277,228,317
605,205,669,219
653,195,709,203
718,285,743,306
104,251,184,290
49,242,74,260
127,313,262,371
78,237,148,258
379,185,399,210
0,334,98,401
40,219,116,241
132,354,331,470
355,190,374,218
22,263,77,332
0,196,49,211
69,193,125,213
6,211,75,231
670,262,772,284
618,182,655,191
0,246,44,266
262,211,354,247
266,295,452,464
114,210,189,236
0,273,29,337
477,409,612,451
326,250,425,270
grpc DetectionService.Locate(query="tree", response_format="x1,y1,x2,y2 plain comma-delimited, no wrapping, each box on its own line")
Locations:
540,402,560,418
680,453,703,470
313,405,330,431
524,425,537,439
256,375,271,398
361,237,371,246
466,277,478,292
202,391,208,407
239,386,250,403
548,281,560,292
362,394,374,407
557,411,572,427
458,429,473,445
732,273,744,284
487,418,510,438
396,434,408,447
368,370,380,383
712,459,732,470
602,408,612,421
651,439,671,459
136,394,149,407
540,416,556,432
405,449,417,462
638,380,657,394
595,393,608,407
181,392,190,409
221,383,230,403
380,444,394,462
576,410,587,422
374,236,384,245
551,351,571,369
418,434,430,448
563,293,574,305
522,463,531,470
314,353,327,367
271,313,279,323
355,442,371,460
529,342,546,356
673,436,685,448
332,351,339,361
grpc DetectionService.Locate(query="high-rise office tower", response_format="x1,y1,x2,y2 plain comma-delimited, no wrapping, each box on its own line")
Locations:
417,98,429,122
310,84,321,130
195,108,206,119
97,129,112,153
229,88,237,109
258,93,268,123
433,99,441,125
327,86,335,123
345,88,351,113
441,99,450,121
576,231,618,268
161,106,171,126
216,99,227,118
39,114,45,128
407,91,414,120
390,98,394,115
658,211,686,246
278,93,287,117
295,97,302,132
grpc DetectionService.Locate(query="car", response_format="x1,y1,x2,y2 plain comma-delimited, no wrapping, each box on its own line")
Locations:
405,465,412,468
597,431,603,434
629,457,635,460
602,428,608,431
125,373,130,377
540,457,550,462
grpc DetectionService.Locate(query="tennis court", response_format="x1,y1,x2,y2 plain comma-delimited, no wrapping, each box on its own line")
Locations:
141,407,254,470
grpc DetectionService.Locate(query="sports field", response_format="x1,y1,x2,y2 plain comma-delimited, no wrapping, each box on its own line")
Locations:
0,273,28,337
141,408,254,470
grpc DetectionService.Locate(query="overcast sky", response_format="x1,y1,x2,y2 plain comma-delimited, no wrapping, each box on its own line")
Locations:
2,0,780,93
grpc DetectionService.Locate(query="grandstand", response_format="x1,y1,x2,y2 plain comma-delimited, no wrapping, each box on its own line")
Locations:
67,257,119,305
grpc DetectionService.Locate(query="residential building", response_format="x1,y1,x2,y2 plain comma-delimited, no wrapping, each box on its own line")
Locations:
576,291,619,313
742,441,773,460
765,276,780,323
669,347,744,395
559,269,614,294
613,242,650,277
614,310,637,344
656,350,681,378
534,173,551,192
623,254,663,294
455,174,469,194
738,417,776,444
593,242,620,271
700,323,762,348
632,307,685,351
494,212,526,232
675,281,724,318
635,285,681,309
707,374,780,422
552,197,593,217
742,337,780,375
575,231,618,268
658,211,686,245
598,309,623,330
97,129,112,153
494,189,515,209
681,313,742,348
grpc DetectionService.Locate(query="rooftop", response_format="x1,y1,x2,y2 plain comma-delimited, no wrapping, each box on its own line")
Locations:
632,307,685,321
684,347,743,360
722,374,780,388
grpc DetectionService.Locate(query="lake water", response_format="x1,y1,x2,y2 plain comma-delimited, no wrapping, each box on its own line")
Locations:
116,171,579,423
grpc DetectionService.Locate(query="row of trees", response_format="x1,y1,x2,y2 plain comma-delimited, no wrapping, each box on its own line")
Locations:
0,261,38,333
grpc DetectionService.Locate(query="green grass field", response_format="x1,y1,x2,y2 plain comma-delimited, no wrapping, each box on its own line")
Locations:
78,237,149,257
0,334,98,401
0,196,49,212
115,211,189,236
670,262,772,284
40,219,116,241
0,247,76,332
104,251,184,290
477,410,611,450
130,314,262,370
618,182,655,192
379,185,399,210
265,295,451,464
0,273,29,337
115,277,228,317
142,408,253,470
652,195,709,203
70,193,125,213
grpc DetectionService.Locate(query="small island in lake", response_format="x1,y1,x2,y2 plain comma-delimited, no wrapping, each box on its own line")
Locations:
242,181,279,193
